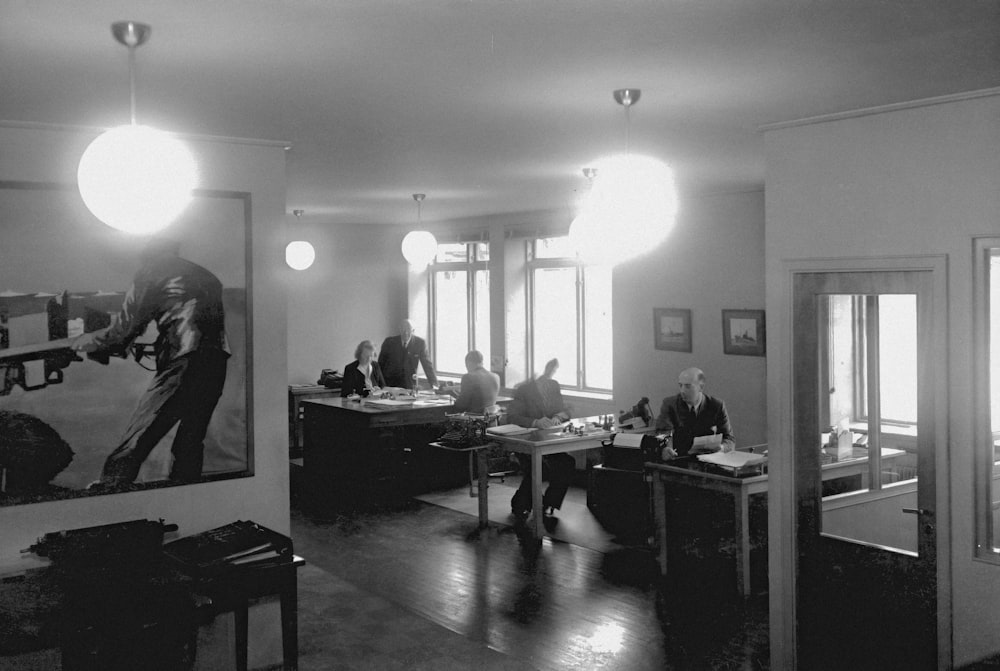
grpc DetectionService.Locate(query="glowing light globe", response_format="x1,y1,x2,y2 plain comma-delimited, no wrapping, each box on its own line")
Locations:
569,154,678,266
285,240,316,270
78,124,198,235
401,230,438,267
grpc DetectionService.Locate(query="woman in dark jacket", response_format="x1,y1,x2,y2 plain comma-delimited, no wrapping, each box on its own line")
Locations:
341,340,386,397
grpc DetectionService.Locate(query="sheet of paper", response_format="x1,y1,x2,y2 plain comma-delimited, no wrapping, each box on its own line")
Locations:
692,434,723,449
486,424,534,436
696,451,766,468
613,432,644,448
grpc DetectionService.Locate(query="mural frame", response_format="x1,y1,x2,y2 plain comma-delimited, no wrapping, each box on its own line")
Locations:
653,307,692,353
0,180,254,506
722,308,766,356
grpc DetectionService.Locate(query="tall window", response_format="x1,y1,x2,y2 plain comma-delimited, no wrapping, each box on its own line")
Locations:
429,242,489,377
528,237,612,392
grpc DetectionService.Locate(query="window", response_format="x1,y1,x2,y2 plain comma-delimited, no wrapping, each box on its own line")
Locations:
429,242,489,377
975,239,1000,561
527,237,612,393
826,294,918,431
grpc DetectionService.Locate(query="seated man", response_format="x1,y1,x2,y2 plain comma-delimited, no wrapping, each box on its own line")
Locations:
657,367,736,457
450,350,500,414
506,358,575,520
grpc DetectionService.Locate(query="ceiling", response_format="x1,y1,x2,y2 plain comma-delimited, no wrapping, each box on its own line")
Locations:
2,1,998,227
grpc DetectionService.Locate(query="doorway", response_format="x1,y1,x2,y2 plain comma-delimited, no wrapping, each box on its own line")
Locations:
791,267,942,670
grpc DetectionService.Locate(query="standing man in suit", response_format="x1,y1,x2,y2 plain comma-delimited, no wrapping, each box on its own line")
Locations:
656,367,736,457
378,318,437,390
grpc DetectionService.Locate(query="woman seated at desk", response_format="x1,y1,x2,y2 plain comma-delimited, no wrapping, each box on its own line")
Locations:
341,340,386,397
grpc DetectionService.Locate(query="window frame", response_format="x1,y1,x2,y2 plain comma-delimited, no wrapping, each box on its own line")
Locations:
525,237,611,394
428,242,489,379
974,236,1000,563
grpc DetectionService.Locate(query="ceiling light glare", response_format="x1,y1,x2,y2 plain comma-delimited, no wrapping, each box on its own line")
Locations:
401,230,438,267
78,124,198,235
570,153,678,266
285,240,316,270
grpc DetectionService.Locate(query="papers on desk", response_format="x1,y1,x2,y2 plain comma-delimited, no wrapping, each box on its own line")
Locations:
486,424,534,436
696,451,767,468
691,433,723,453
363,398,415,408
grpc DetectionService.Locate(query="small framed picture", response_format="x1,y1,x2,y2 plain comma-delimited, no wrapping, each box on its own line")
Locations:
722,309,766,356
653,308,692,352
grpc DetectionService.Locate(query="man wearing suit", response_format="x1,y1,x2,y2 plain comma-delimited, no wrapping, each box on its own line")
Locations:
378,318,438,389
656,367,736,457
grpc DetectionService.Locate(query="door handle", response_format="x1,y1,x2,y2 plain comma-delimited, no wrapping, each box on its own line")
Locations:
902,507,931,516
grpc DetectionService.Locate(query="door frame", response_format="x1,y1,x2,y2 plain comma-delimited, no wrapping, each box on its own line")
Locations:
769,255,951,670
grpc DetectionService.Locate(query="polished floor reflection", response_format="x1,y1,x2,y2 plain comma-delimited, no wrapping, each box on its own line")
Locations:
291,490,770,671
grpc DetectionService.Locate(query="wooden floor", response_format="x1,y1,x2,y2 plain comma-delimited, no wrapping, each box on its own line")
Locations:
291,487,771,671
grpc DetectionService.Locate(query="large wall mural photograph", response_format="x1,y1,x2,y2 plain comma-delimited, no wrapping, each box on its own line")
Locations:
0,182,252,505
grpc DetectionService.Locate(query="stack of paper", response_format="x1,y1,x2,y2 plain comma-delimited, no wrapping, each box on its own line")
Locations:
696,451,767,468
486,424,533,436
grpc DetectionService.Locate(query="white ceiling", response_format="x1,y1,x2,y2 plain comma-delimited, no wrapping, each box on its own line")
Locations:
2,1,998,227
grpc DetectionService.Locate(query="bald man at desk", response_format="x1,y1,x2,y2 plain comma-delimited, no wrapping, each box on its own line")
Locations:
657,367,736,457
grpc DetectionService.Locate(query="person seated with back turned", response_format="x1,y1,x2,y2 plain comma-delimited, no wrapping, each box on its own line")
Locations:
450,350,501,413
378,318,438,390
507,358,575,521
657,366,736,458
341,340,386,397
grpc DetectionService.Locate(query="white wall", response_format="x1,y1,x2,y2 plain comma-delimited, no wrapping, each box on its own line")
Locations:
0,122,290,666
287,223,409,385
763,90,1000,667
613,190,768,446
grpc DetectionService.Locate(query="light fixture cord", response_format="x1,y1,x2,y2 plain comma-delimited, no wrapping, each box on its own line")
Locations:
128,42,138,124
624,103,631,155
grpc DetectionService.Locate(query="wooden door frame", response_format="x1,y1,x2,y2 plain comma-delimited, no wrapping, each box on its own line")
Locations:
769,255,951,670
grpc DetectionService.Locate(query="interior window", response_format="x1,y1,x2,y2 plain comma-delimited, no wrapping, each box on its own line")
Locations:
975,240,1000,559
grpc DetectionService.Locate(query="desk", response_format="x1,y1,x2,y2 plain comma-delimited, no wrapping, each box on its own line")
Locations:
646,447,905,597
488,426,614,538
288,385,340,459
303,395,515,509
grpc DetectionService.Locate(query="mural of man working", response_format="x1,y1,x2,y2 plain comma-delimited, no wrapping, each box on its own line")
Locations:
71,236,230,487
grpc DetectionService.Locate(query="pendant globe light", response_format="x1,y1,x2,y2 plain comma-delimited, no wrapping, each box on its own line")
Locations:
570,88,678,266
77,21,198,235
401,193,438,267
285,210,316,270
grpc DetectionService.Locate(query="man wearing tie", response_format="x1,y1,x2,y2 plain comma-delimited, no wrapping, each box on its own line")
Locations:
378,318,438,390
656,367,735,457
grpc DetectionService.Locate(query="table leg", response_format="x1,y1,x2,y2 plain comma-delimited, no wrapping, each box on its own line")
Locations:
234,600,249,671
279,566,300,671
651,473,667,575
734,489,751,597
532,451,545,537
477,448,490,528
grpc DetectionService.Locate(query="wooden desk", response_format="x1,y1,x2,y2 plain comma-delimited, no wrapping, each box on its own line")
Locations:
288,385,339,459
302,395,463,509
489,426,614,538
646,447,905,597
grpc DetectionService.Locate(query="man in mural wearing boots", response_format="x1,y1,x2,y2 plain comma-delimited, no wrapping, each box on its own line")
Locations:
72,236,230,487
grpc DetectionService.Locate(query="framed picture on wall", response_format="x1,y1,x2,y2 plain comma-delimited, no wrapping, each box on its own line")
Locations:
653,308,692,352
722,309,765,356
0,180,253,507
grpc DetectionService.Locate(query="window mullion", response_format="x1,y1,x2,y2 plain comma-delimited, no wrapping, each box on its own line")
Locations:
864,295,882,491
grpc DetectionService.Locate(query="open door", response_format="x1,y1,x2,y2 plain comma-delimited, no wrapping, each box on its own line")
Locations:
792,269,939,670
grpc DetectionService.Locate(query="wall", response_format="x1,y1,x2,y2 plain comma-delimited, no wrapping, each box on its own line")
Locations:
613,190,768,446
763,90,1000,667
286,222,408,384
0,122,290,666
